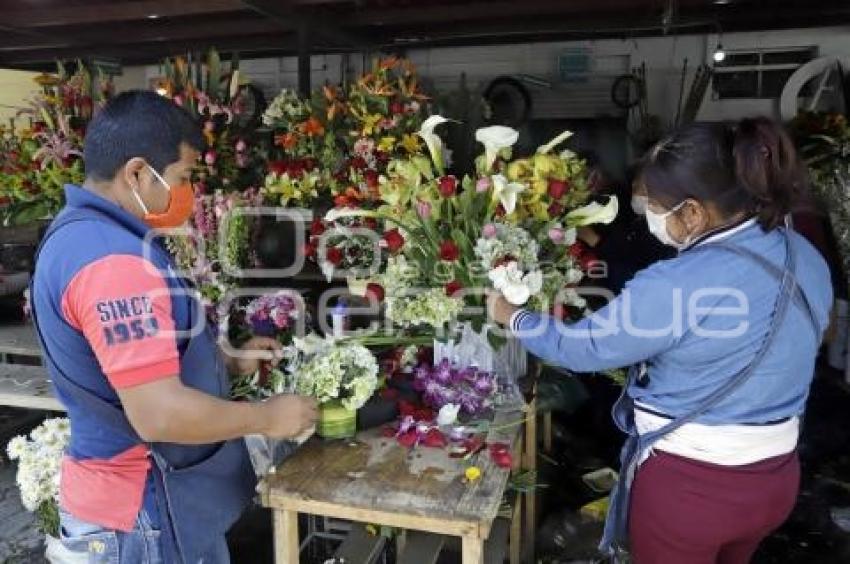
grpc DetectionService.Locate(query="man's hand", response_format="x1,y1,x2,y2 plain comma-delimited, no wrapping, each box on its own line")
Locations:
225,336,284,377
259,395,319,439
487,291,519,327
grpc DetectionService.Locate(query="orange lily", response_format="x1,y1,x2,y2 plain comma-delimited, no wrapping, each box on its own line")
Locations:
379,56,399,71
299,117,325,137
274,133,298,150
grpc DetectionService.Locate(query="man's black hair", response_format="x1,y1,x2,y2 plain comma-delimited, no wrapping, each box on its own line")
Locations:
83,90,204,181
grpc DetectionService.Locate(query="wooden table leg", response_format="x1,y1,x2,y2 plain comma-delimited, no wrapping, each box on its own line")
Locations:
523,389,538,563
462,535,484,564
543,411,553,454
273,509,300,564
509,493,522,564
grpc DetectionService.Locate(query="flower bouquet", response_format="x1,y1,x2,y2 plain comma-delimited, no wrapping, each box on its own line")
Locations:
290,335,380,439
327,117,618,350
6,418,70,539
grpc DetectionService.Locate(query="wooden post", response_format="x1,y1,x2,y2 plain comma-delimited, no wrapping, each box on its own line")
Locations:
273,509,300,564
297,18,311,98
522,384,538,563
461,535,484,564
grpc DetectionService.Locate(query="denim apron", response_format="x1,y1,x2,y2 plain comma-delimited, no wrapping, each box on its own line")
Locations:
599,225,822,559
30,207,256,564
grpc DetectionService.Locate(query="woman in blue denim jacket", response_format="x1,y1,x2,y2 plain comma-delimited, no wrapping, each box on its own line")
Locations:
489,118,833,564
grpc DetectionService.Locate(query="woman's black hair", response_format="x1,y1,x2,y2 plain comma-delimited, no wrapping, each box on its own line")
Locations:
83,90,204,181
637,117,809,230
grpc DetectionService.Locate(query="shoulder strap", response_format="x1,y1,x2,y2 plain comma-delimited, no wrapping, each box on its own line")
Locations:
696,234,821,338
30,209,141,441
639,226,799,446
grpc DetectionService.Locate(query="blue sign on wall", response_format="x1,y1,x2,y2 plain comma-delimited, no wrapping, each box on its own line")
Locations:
558,48,592,83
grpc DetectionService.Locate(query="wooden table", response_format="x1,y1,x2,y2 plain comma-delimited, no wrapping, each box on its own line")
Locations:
0,364,63,411
0,323,41,359
261,407,530,564
0,322,63,412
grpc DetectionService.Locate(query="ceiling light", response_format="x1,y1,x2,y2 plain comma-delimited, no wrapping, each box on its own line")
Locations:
713,43,727,63
147,14,160,19
713,0,731,4
155,87,168,96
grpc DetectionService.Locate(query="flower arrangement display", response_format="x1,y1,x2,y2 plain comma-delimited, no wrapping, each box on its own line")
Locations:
0,62,107,225
166,187,262,327
327,118,618,341
6,418,71,537
792,111,850,282
157,50,264,194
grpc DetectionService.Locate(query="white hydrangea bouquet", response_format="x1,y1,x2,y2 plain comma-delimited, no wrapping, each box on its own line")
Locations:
6,418,70,537
289,335,380,439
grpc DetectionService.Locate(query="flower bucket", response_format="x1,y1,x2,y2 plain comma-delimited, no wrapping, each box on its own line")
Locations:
317,400,357,439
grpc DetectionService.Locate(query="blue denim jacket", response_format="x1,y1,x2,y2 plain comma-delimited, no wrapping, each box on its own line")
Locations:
513,221,832,425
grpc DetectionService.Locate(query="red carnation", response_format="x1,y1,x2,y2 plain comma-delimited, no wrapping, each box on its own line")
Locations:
310,219,326,237
350,157,367,171
548,179,569,199
438,175,458,198
445,280,463,297
366,283,385,302
439,240,460,262
325,247,344,265
364,217,379,230
383,229,405,253
390,101,405,115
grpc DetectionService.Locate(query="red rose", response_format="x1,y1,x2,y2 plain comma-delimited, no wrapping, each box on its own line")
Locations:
439,240,460,262
364,169,380,189
548,179,569,199
568,242,585,259
366,283,385,302
364,217,378,230
438,175,457,198
445,280,463,297
579,253,599,272
390,101,404,115
325,247,344,265
548,202,564,217
310,219,326,237
383,229,405,253
303,241,317,257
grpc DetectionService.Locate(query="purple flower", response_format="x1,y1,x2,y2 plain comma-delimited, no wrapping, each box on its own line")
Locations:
416,200,432,219
397,415,416,435
476,177,491,193
472,374,495,395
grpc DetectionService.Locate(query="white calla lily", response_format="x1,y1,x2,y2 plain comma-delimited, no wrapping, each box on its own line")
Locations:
491,174,526,215
418,115,450,174
537,130,574,154
488,262,543,306
476,125,519,170
565,196,619,227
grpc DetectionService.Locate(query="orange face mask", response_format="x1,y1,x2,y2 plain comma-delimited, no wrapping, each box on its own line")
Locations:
132,164,195,229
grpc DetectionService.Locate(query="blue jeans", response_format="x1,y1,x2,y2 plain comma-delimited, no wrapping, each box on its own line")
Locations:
58,508,230,563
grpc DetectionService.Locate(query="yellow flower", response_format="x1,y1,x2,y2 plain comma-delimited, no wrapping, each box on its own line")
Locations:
506,159,532,182
378,136,397,152
401,133,421,154
361,114,383,136
465,466,482,482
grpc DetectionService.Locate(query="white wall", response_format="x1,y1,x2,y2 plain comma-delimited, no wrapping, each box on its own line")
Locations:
116,25,850,125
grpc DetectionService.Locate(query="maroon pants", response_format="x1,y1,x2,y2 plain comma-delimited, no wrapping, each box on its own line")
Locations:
629,450,800,564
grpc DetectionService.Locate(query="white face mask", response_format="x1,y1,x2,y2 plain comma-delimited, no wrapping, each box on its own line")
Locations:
631,195,648,215
645,200,689,249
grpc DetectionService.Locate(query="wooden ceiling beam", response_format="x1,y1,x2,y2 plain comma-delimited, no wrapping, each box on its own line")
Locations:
241,0,371,49
3,0,247,28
